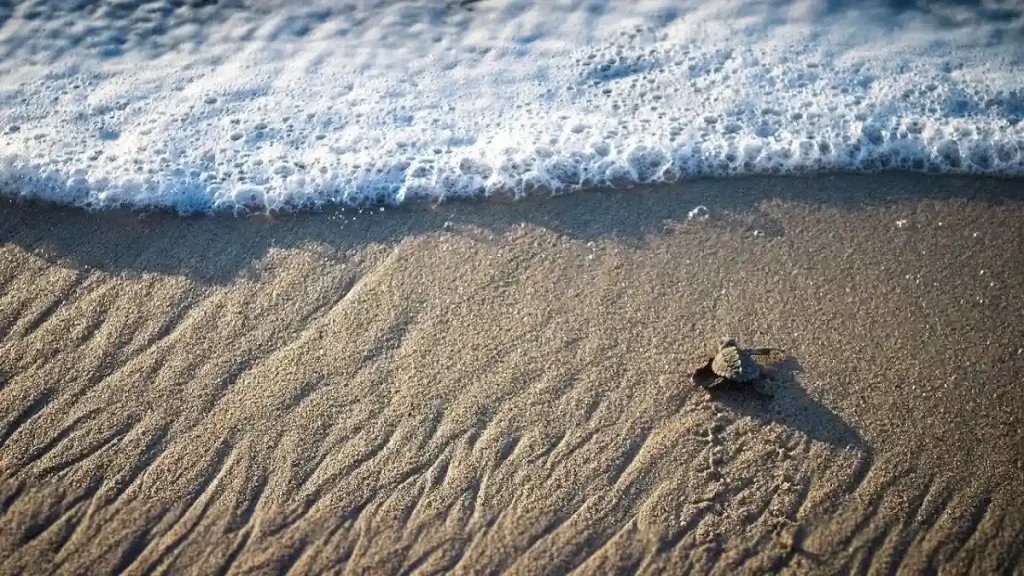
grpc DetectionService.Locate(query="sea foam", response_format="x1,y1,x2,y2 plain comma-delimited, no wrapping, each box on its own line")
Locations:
0,0,1022,212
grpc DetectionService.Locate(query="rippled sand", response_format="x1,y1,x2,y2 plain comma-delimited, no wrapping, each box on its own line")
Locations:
1,174,1022,574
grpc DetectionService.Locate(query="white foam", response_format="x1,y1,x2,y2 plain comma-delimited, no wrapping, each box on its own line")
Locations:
0,0,1022,213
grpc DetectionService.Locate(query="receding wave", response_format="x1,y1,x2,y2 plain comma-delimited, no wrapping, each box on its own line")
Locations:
0,0,1022,213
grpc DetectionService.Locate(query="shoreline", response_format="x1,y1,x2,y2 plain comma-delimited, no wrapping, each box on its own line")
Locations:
1,173,1022,574
3,171,1024,218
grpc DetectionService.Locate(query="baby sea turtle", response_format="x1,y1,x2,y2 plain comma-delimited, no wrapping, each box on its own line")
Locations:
692,337,781,389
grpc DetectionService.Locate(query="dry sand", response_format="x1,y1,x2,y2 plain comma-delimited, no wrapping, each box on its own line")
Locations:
1,174,1022,575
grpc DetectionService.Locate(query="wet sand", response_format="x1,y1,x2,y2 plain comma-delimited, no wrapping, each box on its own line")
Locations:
1,173,1022,575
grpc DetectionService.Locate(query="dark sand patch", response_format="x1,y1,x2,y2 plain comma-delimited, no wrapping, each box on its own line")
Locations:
1,174,1022,574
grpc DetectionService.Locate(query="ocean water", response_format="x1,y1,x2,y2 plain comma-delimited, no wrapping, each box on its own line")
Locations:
0,0,1022,213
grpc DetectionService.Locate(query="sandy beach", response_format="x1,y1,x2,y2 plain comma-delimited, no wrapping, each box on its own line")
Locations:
1,173,1022,575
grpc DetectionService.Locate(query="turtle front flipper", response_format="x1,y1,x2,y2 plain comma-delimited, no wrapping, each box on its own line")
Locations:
747,347,782,356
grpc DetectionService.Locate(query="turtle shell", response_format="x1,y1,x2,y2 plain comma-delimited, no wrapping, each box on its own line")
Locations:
711,345,761,383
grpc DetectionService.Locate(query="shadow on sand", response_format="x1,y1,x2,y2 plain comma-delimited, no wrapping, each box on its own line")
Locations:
698,354,867,451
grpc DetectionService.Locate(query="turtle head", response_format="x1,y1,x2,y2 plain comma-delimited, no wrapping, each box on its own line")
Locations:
719,336,738,350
